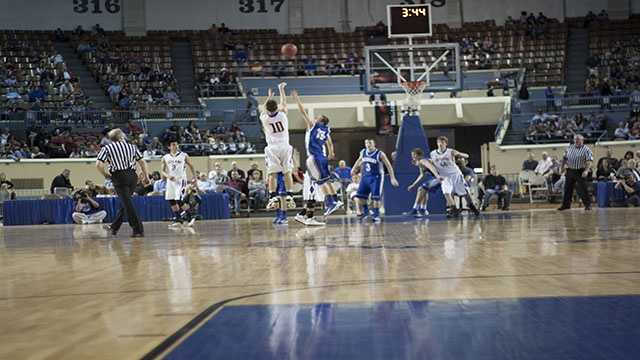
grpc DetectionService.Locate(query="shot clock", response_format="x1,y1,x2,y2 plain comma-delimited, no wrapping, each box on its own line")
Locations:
387,4,433,38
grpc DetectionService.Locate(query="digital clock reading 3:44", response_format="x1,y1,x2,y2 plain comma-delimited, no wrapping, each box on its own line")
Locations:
401,7,427,17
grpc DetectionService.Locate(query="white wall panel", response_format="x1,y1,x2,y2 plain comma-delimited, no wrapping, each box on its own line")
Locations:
145,0,289,32
0,0,122,30
461,0,563,24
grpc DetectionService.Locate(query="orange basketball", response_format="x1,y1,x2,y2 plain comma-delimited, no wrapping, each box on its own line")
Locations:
281,43,298,58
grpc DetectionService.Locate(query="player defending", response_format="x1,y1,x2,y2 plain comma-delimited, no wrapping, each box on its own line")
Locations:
291,90,342,226
407,148,442,217
161,141,196,227
351,139,399,223
261,82,294,225
429,136,479,218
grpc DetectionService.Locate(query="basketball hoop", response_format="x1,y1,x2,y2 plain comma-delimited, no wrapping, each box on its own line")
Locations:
400,80,427,114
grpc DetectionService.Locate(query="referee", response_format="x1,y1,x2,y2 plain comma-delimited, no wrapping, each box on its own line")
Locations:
558,134,593,211
96,129,149,237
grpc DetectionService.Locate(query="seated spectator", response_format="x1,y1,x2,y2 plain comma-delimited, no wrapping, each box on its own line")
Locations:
480,166,512,211
196,173,213,192
246,162,262,180
227,161,246,179
31,146,47,159
208,162,229,191
615,173,640,207
522,153,538,171
59,80,74,96
72,190,107,224
597,150,619,172
163,87,180,106
346,173,361,212
596,158,617,180
50,169,73,194
107,82,122,104
226,170,247,214
614,121,629,140
151,172,167,194
28,86,47,103
248,171,267,209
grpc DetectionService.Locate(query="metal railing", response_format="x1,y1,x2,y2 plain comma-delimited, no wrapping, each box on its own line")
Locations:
516,94,638,112
0,106,214,125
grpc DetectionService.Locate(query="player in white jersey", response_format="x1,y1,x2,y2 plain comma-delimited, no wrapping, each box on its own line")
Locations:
429,136,479,218
161,141,196,227
260,82,294,224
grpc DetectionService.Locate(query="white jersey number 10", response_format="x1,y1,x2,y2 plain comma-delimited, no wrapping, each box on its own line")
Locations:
270,121,285,133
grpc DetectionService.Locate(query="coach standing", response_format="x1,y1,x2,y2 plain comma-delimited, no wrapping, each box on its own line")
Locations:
558,134,593,211
96,129,149,237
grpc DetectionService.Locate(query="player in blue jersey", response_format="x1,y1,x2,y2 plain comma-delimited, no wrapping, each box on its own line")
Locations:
406,148,443,217
351,139,399,223
291,90,342,225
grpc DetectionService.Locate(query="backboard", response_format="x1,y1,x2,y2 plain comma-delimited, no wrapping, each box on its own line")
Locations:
363,42,462,95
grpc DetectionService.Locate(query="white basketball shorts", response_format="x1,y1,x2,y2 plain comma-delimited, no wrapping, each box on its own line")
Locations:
165,178,187,201
441,173,468,196
265,144,294,174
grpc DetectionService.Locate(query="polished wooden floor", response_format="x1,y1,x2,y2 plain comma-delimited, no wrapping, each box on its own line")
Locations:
1,208,640,359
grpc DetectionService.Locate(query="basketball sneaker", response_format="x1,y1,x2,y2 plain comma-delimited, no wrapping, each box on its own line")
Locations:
276,217,289,225
186,217,197,227
404,209,420,217
372,216,382,224
422,209,430,217
286,196,296,209
294,213,307,225
168,221,182,228
324,200,343,216
305,217,326,226
266,197,280,210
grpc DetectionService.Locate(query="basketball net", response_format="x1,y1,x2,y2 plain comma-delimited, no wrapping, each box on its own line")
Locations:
400,79,427,114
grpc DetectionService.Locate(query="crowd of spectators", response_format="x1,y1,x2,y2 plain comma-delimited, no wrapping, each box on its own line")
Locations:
1,39,90,118
504,11,556,39
585,35,640,97
613,111,640,140
526,109,608,143
0,120,254,160
518,149,640,206
71,25,181,110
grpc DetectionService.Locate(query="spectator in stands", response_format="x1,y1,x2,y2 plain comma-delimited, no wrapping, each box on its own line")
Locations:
545,86,555,111
31,146,46,159
615,172,640,207
227,161,245,179
248,171,267,209
196,173,213,192
596,157,617,180
163,87,180,106
621,150,634,164
50,169,73,194
535,152,553,176
72,190,107,225
226,170,247,215
246,162,262,180
0,173,16,200
615,121,630,140
59,80,74,96
107,82,122,104
28,86,47,103
151,172,166,195
522,153,538,171
480,166,511,211
208,162,228,191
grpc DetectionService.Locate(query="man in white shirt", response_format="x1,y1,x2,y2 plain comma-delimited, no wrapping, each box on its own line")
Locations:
535,152,553,175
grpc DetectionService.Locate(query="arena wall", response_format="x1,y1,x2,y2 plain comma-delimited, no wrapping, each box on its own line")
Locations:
1,0,638,32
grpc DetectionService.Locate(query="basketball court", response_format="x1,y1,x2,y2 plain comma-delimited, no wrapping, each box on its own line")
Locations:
1,208,640,359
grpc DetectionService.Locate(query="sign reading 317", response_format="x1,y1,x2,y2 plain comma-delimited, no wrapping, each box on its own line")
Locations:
239,0,285,13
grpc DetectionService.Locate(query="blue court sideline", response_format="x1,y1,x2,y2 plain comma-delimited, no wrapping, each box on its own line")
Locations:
165,295,640,360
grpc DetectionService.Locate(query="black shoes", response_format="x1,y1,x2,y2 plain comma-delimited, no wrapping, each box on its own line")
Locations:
557,206,570,211
585,206,592,211
103,224,117,236
131,233,144,238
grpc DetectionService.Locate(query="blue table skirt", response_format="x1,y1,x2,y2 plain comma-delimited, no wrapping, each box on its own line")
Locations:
594,181,628,208
3,193,230,226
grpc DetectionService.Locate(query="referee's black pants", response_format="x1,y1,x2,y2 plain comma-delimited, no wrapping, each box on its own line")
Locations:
562,168,591,208
111,169,144,235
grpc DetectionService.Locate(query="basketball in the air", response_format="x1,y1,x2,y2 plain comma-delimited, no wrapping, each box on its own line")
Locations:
281,43,298,58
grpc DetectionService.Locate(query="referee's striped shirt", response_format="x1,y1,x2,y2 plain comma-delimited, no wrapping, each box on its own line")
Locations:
564,144,593,170
97,140,143,171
